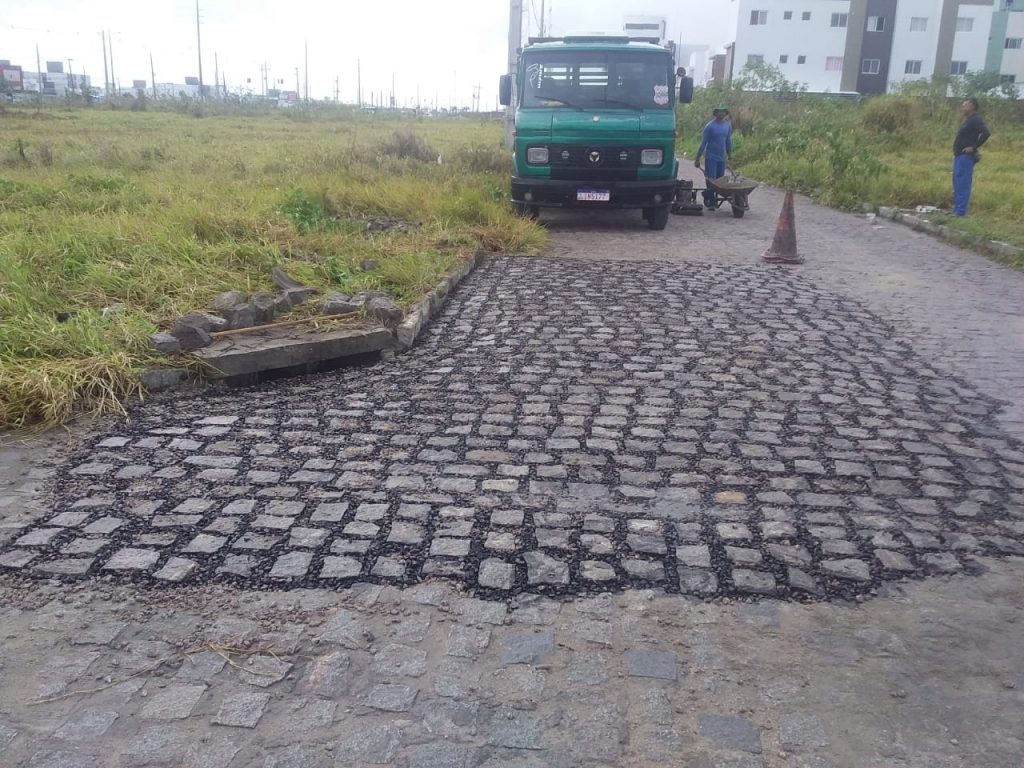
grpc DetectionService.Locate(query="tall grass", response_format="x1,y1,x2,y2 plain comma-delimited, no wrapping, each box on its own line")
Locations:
0,109,543,430
679,79,1024,257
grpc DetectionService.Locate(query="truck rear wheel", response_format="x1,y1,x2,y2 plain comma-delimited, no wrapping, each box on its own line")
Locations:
645,206,670,231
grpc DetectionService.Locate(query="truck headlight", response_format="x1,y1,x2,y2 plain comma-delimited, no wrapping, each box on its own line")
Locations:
641,149,664,166
527,146,549,164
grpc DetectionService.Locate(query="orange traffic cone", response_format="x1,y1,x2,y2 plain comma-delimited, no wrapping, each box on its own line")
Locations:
763,191,802,264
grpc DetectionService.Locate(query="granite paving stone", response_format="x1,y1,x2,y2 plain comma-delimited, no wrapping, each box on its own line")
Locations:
2,256,1022,605
212,691,271,728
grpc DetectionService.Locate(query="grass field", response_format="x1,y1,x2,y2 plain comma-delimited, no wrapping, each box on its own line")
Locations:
0,106,543,430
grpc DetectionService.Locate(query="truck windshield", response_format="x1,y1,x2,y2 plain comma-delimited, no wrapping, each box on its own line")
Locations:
521,50,672,110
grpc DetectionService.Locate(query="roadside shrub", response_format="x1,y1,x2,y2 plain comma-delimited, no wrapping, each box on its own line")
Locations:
453,145,510,174
862,96,917,134
379,130,437,163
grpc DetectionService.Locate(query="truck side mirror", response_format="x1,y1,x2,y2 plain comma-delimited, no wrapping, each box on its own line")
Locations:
499,75,512,107
678,76,694,104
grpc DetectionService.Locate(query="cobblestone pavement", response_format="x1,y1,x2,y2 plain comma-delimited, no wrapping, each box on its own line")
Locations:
3,258,1023,601
544,162,1024,440
1,568,1023,768
3,179,1024,767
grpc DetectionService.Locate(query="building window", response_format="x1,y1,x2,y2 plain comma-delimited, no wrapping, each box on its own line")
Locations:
867,16,885,32
747,54,765,66
831,13,849,28
955,17,973,33
826,56,844,71
802,11,811,20
1006,38,1023,49
779,54,789,63
750,10,768,25
905,60,922,74
950,60,968,75
784,11,792,20
862,58,881,75
797,55,806,64
910,17,928,32
1000,74,1017,84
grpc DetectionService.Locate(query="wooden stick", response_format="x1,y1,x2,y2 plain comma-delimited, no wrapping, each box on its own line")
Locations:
209,315,359,338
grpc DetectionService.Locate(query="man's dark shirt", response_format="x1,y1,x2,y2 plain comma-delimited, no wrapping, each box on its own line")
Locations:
954,113,991,156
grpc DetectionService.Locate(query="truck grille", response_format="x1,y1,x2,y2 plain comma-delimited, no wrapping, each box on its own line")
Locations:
548,145,641,181
548,144,641,170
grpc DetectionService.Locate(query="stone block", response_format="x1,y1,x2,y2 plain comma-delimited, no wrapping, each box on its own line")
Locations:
222,302,257,330
149,332,181,354
210,290,247,312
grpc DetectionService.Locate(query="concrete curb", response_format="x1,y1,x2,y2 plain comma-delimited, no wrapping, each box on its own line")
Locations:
142,253,484,392
870,204,1022,263
396,252,484,349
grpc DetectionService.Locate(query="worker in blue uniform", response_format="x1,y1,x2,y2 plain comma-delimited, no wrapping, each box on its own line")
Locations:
694,104,733,210
951,97,991,216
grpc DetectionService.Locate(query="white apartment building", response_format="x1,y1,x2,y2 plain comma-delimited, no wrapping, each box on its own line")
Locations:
733,0,1021,95
735,1,853,92
991,1,1024,95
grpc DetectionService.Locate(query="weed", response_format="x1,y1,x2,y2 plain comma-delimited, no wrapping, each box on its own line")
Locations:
379,130,437,162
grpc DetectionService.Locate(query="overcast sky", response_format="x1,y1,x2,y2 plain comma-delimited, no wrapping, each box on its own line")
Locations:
3,0,738,106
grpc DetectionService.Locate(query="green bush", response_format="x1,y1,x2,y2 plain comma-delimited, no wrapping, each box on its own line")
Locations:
862,96,917,134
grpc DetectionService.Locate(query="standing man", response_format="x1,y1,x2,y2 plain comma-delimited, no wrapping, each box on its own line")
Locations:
694,104,733,210
952,98,991,217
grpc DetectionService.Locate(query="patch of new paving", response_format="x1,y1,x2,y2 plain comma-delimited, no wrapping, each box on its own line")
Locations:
2,195,1024,766
3,257,1023,600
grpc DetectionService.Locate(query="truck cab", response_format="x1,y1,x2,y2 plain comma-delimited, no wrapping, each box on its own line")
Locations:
500,36,692,231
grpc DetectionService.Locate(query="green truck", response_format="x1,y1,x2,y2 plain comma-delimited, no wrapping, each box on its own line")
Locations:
499,36,693,230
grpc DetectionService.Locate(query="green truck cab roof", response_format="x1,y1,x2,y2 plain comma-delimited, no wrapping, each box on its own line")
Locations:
523,36,669,53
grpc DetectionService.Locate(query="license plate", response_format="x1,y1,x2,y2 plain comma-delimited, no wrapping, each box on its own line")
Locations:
577,189,610,202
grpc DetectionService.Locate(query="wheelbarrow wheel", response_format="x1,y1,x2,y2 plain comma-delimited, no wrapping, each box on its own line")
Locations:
731,193,748,219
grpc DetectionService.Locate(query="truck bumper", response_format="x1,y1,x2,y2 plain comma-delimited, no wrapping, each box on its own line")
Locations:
511,176,676,209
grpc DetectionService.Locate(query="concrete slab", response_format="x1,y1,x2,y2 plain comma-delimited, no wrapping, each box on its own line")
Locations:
193,326,393,378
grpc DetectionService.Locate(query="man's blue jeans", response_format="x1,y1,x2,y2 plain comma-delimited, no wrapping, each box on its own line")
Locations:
704,157,726,208
952,153,975,216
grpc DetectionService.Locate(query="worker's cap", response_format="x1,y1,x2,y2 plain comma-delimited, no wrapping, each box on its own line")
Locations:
712,103,730,113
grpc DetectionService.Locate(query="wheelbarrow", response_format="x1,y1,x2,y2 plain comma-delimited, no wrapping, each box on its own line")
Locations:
671,167,759,219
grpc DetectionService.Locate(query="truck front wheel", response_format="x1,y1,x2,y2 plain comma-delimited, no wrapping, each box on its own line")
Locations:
513,202,539,219
644,206,670,231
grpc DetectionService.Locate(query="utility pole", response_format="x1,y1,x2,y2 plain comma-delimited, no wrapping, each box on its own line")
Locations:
540,0,546,36
150,53,156,99
67,59,75,97
504,0,523,146
304,40,309,104
36,44,42,106
214,52,220,100
295,67,300,99
391,72,395,109
357,59,362,108
195,0,204,99
334,76,339,103
108,31,117,95
101,32,110,98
